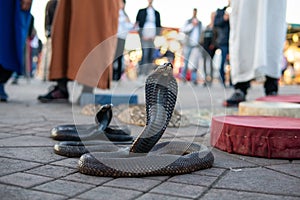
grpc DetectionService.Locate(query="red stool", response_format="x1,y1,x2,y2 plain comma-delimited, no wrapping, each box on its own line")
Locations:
256,94,300,104
211,115,300,159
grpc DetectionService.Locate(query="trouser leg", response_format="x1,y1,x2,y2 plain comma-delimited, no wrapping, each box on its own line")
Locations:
264,76,278,95
0,65,13,83
234,81,251,95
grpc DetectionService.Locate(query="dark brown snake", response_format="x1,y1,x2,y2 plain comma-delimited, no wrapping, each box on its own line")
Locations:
56,63,214,177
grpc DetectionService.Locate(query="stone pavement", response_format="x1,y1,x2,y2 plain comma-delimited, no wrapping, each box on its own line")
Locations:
0,77,299,200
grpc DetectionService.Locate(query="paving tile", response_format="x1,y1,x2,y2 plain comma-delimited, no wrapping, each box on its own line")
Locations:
1,78,300,200
33,179,93,197
214,167,300,196
143,175,170,181
0,135,55,147
193,167,226,177
0,172,53,188
0,133,18,139
51,158,79,169
26,165,76,178
104,178,161,192
292,160,300,164
0,184,65,200
63,172,112,185
0,116,44,125
0,157,41,176
267,163,300,178
77,186,142,200
202,189,300,200
137,193,191,200
168,174,218,187
212,149,258,169
150,182,206,199
233,155,291,166
0,147,63,163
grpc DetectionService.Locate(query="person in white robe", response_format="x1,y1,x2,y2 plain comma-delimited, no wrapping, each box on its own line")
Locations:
224,0,287,107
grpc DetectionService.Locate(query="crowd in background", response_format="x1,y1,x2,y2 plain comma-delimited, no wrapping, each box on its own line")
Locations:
0,0,288,107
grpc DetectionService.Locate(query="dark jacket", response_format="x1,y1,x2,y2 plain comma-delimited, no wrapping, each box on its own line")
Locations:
136,7,161,36
200,25,218,56
214,7,230,47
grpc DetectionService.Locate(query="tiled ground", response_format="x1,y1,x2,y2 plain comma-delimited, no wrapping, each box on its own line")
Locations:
0,78,299,200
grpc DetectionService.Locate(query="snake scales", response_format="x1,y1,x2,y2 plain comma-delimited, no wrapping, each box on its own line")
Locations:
57,63,214,177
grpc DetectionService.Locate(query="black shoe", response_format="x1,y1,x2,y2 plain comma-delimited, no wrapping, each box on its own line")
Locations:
0,97,7,102
266,91,278,96
11,79,18,85
38,86,69,103
223,89,246,107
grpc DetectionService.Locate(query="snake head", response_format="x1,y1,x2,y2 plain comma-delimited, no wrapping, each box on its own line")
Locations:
95,104,113,130
155,63,173,76
164,62,173,69
157,62,173,70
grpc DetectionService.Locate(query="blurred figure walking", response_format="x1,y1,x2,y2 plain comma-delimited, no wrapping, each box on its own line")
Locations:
214,0,230,87
38,0,119,103
113,0,134,81
224,0,287,107
201,11,218,86
181,8,203,85
135,0,161,76
0,0,32,101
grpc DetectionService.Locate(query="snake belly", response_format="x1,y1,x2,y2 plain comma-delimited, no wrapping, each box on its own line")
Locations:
78,63,214,177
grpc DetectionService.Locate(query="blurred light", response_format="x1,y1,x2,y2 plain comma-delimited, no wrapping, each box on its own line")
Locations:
292,33,299,43
225,7,232,14
286,49,295,63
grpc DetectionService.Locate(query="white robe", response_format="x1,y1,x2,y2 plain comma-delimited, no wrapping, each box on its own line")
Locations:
229,0,287,84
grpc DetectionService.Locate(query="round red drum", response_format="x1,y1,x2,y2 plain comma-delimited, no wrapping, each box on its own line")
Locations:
211,115,300,159
256,94,300,104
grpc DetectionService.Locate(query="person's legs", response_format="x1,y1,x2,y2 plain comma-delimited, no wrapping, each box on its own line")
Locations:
209,56,214,85
0,65,13,83
181,46,193,81
191,68,198,85
223,80,250,107
113,38,125,81
219,45,228,86
0,65,13,102
117,55,123,80
139,40,155,76
113,56,123,81
264,76,278,96
203,51,208,82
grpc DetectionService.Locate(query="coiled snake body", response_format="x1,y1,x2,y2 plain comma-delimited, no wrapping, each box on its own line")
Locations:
77,63,214,177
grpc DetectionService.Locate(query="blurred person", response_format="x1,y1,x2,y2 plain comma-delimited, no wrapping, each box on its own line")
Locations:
113,0,134,81
36,0,57,81
0,0,33,101
135,0,161,76
38,0,119,103
224,0,287,107
45,0,58,38
201,11,218,86
214,0,230,87
181,8,203,85
29,28,43,77
11,15,35,85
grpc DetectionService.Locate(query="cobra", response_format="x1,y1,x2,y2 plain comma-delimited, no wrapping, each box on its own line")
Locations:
76,63,214,177
54,63,214,177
